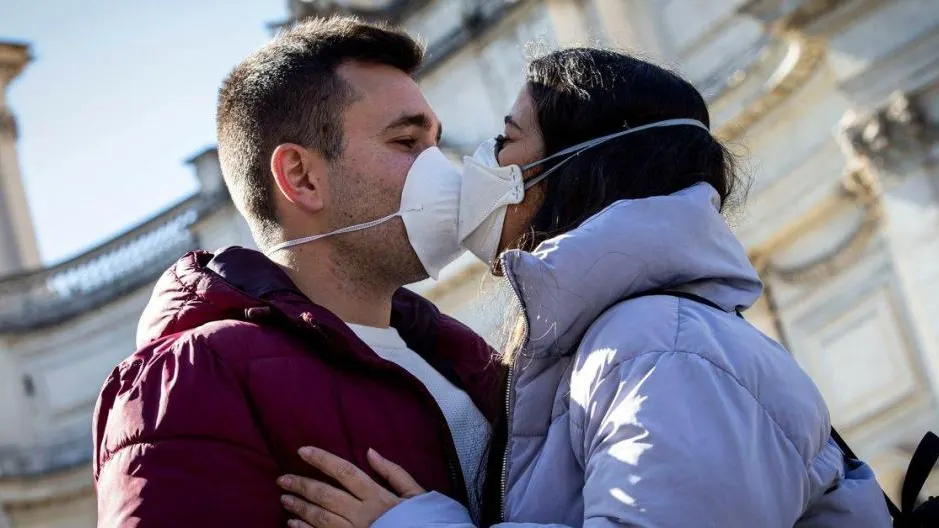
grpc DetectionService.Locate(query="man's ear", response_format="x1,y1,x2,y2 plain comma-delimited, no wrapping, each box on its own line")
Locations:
271,143,327,213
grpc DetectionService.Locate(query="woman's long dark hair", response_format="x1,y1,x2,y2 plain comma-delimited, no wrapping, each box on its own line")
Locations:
521,47,743,249
480,49,748,524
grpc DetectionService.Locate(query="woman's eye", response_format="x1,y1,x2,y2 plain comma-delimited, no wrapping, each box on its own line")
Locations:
494,134,508,153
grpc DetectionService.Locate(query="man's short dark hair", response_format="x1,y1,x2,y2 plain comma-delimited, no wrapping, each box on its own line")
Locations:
216,16,424,246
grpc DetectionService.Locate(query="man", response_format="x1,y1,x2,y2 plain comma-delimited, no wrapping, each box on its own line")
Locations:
93,17,499,526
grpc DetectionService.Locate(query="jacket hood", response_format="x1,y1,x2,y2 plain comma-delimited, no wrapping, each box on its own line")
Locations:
502,183,763,357
136,247,304,347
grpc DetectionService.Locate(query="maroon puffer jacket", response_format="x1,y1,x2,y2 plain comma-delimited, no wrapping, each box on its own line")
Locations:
93,247,501,527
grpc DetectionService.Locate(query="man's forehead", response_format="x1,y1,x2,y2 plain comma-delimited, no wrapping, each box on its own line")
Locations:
337,63,440,137
337,61,411,89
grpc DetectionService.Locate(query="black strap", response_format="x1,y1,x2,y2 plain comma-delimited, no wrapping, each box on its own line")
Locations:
901,432,939,526
831,427,902,520
902,432,939,513
630,290,744,318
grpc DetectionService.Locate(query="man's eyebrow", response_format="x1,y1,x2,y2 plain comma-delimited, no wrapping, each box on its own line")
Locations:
504,115,523,132
383,112,443,142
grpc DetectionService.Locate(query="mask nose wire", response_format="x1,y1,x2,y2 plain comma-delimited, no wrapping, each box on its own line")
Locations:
518,118,710,190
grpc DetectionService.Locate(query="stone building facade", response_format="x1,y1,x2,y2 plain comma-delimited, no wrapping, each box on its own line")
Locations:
1,0,938,525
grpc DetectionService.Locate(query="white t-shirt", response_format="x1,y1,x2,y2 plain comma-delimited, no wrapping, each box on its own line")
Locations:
347,323,490,518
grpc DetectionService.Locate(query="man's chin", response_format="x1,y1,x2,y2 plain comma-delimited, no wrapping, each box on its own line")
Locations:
398,259,430,287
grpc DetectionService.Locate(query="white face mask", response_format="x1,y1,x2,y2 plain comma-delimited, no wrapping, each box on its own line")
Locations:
458,118,712,263
265,147,463,280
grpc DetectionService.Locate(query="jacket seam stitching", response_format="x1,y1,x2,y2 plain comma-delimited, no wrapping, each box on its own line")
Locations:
162,262,208,336
162,265,190,335
597,349,810,470
164,261,249,338
97,440,156,475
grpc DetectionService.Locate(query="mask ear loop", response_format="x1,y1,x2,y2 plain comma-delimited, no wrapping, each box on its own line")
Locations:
523,152,580,190
519,118,711,190
264,207,422,255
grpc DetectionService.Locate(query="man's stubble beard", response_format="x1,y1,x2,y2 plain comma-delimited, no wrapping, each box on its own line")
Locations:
326,160,428,292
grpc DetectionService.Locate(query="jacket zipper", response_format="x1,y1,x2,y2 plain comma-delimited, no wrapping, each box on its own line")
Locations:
499,366,515,522
499,253,528,522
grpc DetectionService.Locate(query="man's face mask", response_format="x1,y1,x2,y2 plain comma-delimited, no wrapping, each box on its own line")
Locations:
458,118,711,263
265,146,463,280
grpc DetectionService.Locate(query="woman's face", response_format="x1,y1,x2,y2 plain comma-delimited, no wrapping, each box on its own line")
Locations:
495,85,547,255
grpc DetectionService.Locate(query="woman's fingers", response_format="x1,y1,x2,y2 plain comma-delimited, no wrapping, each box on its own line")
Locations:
367,448,426,498
281,494,352,528
278,475,359,520
288,447,407,527
298,447,374,499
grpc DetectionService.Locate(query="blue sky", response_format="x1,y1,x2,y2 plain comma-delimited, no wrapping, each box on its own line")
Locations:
1,0,285,264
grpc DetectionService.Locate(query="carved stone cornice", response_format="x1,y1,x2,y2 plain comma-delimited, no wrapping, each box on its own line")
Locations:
716,33,826,142
738,0,850,33
840,163,883,204
772,201,881,284
751,166,883,285
840,91,939,175
0,42,30,87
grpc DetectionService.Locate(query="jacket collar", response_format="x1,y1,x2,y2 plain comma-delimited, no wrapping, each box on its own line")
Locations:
203,248,443,354
501,183,763,359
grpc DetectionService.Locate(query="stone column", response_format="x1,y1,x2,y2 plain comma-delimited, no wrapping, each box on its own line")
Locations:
186,147,224,197
0,41,40,276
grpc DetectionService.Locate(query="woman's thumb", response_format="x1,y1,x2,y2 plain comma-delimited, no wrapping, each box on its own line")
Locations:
367,448,425,498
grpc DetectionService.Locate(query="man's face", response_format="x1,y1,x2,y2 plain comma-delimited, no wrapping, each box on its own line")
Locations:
326,61,442,286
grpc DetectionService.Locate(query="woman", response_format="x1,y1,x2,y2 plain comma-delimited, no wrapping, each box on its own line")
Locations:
277,48,892,527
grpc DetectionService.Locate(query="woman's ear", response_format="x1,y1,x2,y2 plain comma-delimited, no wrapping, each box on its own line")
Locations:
271,143,327,214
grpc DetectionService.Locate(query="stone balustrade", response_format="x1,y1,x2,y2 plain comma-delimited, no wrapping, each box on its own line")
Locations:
0,190,228,334
0,429,91,479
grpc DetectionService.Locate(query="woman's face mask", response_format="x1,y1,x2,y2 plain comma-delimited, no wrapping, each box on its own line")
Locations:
458,118,712,263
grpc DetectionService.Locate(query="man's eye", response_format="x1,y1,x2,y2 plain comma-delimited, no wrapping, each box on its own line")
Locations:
395,138,417,149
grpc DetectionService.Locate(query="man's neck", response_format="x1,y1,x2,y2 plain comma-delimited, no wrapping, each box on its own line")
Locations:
271,246,398,327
